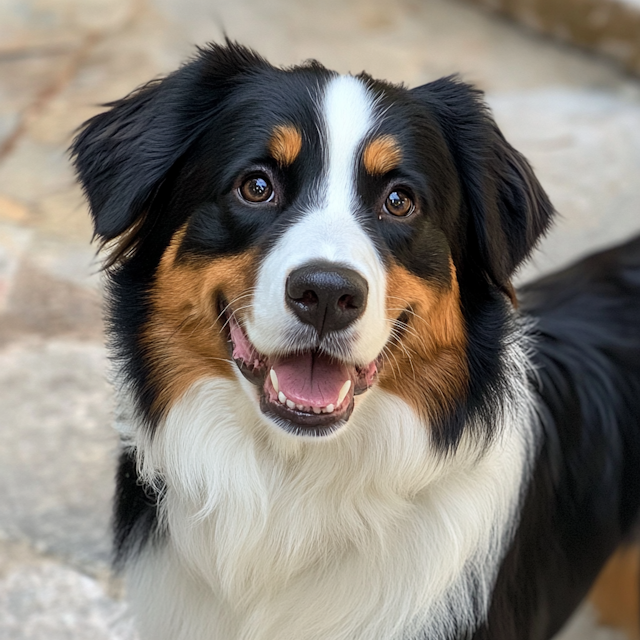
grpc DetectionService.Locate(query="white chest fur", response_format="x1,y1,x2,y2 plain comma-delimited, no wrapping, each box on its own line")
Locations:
123,359,534,640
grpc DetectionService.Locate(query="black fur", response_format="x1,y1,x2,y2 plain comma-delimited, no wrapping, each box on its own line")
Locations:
71,41,640,638
73,42,271,242
112,449,163,568
475,235,640,639
410,77,554,292
72,43,551,450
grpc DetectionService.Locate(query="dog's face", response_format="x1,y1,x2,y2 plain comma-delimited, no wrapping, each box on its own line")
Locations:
73,42,552,442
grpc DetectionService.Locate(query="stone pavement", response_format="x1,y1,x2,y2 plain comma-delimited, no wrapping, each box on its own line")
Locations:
467,0,640,77
0,0,639,638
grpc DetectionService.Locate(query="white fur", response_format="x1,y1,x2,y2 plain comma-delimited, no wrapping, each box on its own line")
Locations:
122,331,537,640
247,75,390,366
117,75,539,640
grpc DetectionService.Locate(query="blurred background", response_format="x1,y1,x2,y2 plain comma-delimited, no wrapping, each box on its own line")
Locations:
1,0,640,638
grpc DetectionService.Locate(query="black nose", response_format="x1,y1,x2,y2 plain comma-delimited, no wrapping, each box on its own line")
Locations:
285,262,369,338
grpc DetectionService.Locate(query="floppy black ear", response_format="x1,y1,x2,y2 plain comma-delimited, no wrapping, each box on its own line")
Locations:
71,41,268,245
410,76,554,289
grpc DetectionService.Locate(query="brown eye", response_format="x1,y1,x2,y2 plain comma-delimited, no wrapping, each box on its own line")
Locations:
239,175,274,203
384,190,414,217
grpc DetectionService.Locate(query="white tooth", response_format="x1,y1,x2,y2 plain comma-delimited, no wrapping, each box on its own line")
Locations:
337,380,351,406
278,392,286,405
286,399,296,410
296,404,305,411
325,404,335,414
313,406,322,414
270,369,279,393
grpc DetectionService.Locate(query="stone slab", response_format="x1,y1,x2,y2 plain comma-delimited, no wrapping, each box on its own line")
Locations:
0,340,116,571
558,604,627,640
489,88,640,283
0,223,32,312
465,0,640,77
0,538,137,640
0,224,102,345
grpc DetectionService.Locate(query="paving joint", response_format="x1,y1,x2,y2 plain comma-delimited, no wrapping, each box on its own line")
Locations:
0,32,102,163
0,0,148,165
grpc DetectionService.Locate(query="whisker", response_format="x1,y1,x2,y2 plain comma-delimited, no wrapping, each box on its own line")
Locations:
394,321,430,352
382,343,402,381
380,345,399,381
219,304,254,333
214,290,257,325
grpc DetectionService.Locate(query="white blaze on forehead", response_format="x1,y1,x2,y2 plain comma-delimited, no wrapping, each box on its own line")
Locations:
247,75,390,365
322,74,375,213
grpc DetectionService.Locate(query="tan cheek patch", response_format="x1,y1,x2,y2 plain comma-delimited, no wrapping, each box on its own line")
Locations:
379,259,468,424
362,135,402,175
142,229,258,419
269,124,302,166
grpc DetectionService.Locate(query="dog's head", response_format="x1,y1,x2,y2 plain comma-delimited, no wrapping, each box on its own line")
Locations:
72,42,552,442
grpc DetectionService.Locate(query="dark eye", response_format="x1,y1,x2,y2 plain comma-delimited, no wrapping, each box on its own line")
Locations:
239,174,274,203
383,189,414,217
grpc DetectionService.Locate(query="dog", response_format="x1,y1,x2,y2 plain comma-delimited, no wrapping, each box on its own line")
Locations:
71,41,640,640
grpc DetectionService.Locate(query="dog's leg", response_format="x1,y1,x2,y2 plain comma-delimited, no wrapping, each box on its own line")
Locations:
589,542,640,639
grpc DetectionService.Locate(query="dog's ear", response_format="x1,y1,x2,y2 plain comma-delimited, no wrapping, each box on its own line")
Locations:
71,40,268,253
410,76,554,290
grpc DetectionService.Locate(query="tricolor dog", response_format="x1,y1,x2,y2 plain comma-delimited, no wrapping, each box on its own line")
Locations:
72,41,640,640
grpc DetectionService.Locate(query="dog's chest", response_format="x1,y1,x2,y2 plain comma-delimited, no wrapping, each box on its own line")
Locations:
127,380,533,640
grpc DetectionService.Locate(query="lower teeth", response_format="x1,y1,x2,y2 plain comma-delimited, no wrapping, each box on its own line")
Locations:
274,394,334,415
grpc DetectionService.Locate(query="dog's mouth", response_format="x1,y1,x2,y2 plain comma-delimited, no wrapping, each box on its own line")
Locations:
224,309,381,437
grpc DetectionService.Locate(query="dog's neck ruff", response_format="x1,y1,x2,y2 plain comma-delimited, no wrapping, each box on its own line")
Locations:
121,331,536,640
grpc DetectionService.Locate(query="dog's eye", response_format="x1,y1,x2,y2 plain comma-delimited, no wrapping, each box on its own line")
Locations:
383,190,414,217
239,175,274,203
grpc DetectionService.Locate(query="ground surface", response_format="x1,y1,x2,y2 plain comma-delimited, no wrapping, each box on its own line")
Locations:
1,0,639,638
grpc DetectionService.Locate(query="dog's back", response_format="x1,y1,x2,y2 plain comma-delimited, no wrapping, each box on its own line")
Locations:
476,236,640,639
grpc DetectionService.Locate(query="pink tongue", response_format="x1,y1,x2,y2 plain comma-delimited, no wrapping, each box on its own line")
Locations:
274,353,352,407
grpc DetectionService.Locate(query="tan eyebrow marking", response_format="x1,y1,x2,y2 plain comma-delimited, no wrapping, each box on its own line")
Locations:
269,124,303,166
363,135,402,175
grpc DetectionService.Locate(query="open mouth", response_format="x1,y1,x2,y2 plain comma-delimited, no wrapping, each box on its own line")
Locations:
224,307,380,437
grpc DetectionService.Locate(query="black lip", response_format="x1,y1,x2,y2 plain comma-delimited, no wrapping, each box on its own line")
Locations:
219,296,267,386
234,357,267,386
220,295,354,436
220,296,410,436
259,394,355,437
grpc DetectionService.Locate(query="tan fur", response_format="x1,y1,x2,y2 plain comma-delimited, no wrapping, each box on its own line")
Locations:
102,213,148,269
589,543,640,639
380,260,468,423
362,135,402,175
504,281,518,308
143,227,258,418
269,124,303,166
